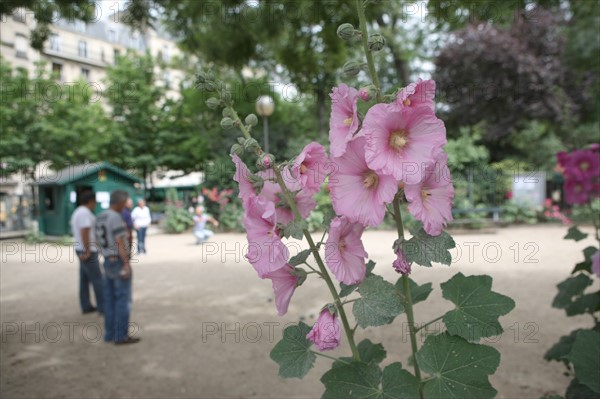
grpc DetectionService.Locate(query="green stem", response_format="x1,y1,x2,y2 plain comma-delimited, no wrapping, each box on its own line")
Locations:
415,315,444,333
393,195,423,398
273,167,361,362
312,351,350,364
356,0,382,102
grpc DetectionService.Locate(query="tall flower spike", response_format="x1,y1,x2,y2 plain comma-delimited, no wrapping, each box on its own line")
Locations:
325,216,368,285
363,103,446,184
404,153,454,236
243,195,289,278
328,137,398,227
329,84,360,158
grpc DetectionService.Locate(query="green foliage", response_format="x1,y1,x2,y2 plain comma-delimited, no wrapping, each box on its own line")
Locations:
219,200,244,232
441,273,515,342
321,362,419,399
333,339,387,368
400,226,455,267
24,230,46,244
566,330,600,393
289,249,312,267
270,322,316,379
395,277,433,306
564,226,588,242
162,189,194,234
500,202,538,225
416,333,501,399
352,275,404,328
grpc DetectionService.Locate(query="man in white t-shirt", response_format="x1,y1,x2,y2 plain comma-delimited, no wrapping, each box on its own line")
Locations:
131,199,151,255
70,190,103,314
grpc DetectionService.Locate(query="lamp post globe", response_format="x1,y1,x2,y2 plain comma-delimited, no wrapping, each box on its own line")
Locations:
256,96,275,153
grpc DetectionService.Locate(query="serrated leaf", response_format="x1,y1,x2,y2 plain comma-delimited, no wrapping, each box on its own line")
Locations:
334,339,388,368
401,228,455,267
564,226,588,241
339,261,376,298
567,330,600,393
553,273,593,309
441,273,515,341
572,247,599,274
289,249,311,266
545,329,582,365
416,333,500,399
396,277,433,305
283,220,307,240
566,292,600,316
321,362,419,399
270,322,315,379
353,275,404,328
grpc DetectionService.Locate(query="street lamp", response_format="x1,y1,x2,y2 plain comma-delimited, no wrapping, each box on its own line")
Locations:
256,95,275,153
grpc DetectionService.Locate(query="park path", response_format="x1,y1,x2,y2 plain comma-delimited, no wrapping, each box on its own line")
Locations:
1,225,597,398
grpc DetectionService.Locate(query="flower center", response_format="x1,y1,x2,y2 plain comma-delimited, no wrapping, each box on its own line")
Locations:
389,129,409,151
580,161,589,171
339,239,346,251
300,163,308,174
363,171,379,189
403,98,411,106
421,189,431,199
343,117,353,126
574,184,582,193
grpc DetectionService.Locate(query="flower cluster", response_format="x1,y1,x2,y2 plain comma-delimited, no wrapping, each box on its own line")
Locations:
557,145,600,205
231,79,454,350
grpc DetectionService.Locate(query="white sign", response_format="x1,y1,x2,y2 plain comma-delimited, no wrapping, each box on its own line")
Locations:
69,191,76,203
512,172,546,209
96,192,110,209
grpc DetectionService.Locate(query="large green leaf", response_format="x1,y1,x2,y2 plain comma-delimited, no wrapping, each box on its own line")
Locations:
289,249,311,266
353,275,404,328
270,322,315,379
545,329,582,365
401,227,455,267
567,330,600,393
416,333,500,399
340,261,376,298
572,247,598,274
566,379,599,399
566,292,600,316
321,362,419,399
441,273,515,341
396,277,433,305
334,339,388,368
552,273,593,309
564,226,588,241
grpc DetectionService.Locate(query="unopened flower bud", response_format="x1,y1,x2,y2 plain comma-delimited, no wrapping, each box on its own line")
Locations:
337,23,357,41
367,33,385,52
358,87,371,101
343,60,362,77
206,97,220,109
204,81,218,92
245,113,258,127
256,154,275,170
230,143,244,156
243,138,259,152
223,108,233,118
220,117,234,130
237,137,246,145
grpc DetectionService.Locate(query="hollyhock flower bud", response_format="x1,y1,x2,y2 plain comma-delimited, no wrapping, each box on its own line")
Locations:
329,84,359,158
265,265,300,316
358,87,371,101
206,97,220,109
243,138,259,152
393,248,411,275
367,33,385,51
329,137,398,227
256,154,275,170
325,216,368,285
230,143,244,156
220,117,234,130
342,60,362,77
337,23,358,41
307,308,341,351
245,113,258,127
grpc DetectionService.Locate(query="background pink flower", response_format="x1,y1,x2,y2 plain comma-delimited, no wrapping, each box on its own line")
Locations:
329,137,398,227
325,216,368,285
265,265,299,316
291,142,328,194
243,195,289,277
363,103,446,184
394,79,436,111
306,308,341,351
329,84,360,158
404,155,454,236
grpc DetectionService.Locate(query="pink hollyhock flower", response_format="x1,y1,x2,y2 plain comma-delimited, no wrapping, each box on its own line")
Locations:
329,137,398,227
363,103,446,184
264,265,299,316
563,149,600,180
404,154,454,236
592,250,600,278
329,84,360,158
232,154,255,205
291,142,329,193
393,248,411,274
258,172,317,225
564,178,592,205
306,308,341,351
394,79,436,111
243,195,289,278
325,216,368,285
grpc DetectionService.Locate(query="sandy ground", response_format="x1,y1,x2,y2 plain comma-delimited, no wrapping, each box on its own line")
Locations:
1,224,598,399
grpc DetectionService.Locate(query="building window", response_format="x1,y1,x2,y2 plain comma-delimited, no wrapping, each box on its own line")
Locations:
162,45,170,62
52,63,63,81
113,48,121,64
108,29,116,42
81,68,90,81
49,33,60,52
78,40,87,58
15,34,27,59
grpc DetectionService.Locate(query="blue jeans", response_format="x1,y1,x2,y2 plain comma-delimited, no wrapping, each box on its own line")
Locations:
194,229,214,244
103,257,132,343
78,251,103,313
136,227,147,254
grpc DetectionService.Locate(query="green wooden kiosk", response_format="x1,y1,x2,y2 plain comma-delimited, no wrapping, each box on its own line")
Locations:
36,162,142,236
